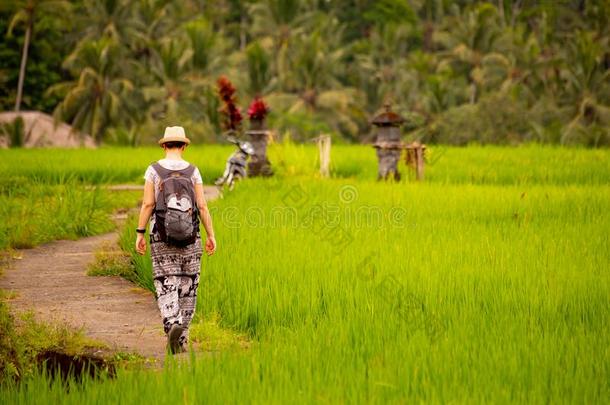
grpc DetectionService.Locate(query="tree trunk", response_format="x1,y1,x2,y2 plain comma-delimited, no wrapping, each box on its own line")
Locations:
470,82,477,104
498,0,505,27
423,20,434,52
15,21,32,112
240,13,246,50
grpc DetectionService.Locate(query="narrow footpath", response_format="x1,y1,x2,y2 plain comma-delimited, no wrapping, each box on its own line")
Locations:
0,185,221,361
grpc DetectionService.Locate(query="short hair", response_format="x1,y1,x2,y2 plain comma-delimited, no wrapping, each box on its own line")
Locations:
163,141,186,149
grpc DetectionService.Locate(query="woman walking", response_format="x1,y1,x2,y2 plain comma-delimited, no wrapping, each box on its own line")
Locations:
135,126,216,354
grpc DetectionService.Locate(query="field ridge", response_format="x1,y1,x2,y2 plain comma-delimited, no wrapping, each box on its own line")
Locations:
0,186,220,362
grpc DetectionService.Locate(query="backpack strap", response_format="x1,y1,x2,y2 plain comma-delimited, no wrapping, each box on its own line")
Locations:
152,162,172,180
181,164,196,177
152,162,195,179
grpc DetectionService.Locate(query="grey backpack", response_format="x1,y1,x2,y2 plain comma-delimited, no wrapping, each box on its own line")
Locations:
152,162,199,246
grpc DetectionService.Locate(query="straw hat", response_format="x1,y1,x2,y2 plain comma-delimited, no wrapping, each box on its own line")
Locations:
158,126,191,145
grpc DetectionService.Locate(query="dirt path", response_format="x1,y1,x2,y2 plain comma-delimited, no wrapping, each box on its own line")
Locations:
0,185,221,361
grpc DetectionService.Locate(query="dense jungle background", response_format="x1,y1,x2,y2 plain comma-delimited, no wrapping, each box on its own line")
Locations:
1,0,608,146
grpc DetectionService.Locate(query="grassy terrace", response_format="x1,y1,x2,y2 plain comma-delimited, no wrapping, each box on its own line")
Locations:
0,145,608,403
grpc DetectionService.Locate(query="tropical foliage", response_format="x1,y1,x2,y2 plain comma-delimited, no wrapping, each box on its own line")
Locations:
1,0,609,145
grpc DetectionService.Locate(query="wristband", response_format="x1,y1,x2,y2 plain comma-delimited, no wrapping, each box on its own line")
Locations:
136,228,146,234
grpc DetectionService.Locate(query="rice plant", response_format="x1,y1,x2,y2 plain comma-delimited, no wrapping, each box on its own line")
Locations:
1,145,609,403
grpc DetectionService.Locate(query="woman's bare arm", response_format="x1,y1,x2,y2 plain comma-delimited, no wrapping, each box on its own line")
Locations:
195,183,215,239
137,181,156,230
195,183,216,255
135,181,155,255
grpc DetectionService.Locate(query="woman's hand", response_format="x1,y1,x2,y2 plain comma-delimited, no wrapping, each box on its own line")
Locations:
205,236,216,256
136,233,147,255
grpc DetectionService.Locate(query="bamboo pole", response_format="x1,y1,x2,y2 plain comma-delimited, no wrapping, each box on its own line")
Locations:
314,135,331,177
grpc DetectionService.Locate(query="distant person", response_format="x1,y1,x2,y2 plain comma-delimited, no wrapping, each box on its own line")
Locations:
135,126,216,354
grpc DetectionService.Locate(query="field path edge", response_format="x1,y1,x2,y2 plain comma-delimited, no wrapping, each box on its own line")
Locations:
0,185,221,361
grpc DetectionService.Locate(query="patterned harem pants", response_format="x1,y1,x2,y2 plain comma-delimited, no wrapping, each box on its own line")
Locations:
150,234,203,347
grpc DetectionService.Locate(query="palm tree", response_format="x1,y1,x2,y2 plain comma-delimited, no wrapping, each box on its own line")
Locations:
138,32,222,141
142,37,194,121
266,18,367,140
354,22,418,109
249,0,303,44
559,30,610,145
7,0,71,111
47,38,135,143
246,40,273,96
249,0,322,92
184,17,227,76
129,0,179,63
418,0,449,51
76,0,138,45
435,2,503,103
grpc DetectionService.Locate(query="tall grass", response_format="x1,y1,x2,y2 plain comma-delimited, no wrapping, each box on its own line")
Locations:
0,146,230,185
0,178,140,250
0,144,608,186
117,219,154,292
1,145,609,402
269,143,610,185
108,176,610,402
0,182,106,249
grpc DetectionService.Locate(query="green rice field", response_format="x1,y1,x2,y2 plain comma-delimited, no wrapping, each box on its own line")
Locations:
1,144,609,403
